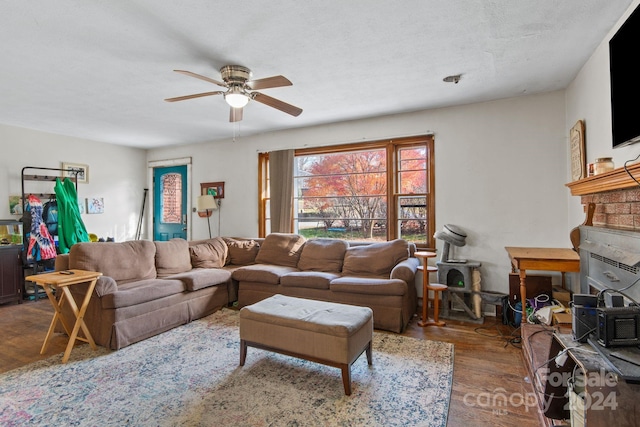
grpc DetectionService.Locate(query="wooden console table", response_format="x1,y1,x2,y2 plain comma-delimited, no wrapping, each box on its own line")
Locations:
25,269,102,363
505,247,579,323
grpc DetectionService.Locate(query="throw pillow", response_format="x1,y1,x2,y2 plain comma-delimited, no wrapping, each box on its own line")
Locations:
342,239,410,278
297,238,348,273
254,233,306,268
223,237,260,265
189,237,228,268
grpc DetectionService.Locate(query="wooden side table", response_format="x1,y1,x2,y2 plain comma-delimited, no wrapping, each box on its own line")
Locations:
415,251,446,327
25,269,102,363
505,247,580,324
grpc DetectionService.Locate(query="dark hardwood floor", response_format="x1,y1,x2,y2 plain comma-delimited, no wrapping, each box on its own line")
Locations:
0,300,541,426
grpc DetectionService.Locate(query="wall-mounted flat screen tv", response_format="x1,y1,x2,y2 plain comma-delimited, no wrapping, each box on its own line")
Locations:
610,4,640,148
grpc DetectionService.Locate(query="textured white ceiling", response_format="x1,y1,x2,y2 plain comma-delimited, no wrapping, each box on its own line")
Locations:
0,0,633,148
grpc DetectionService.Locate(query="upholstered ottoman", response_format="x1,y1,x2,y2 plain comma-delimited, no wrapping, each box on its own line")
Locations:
239,294,373,395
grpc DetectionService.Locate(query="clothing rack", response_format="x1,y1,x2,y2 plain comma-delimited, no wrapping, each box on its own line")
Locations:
21,166,78,201
21,166,79,300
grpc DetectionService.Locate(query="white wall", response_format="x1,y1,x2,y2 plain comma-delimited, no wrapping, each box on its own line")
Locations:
149,90,569,294
565,0,640,226
0,124,147,242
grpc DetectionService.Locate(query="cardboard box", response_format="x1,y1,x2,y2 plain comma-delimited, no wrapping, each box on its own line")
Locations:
553,286,571,306
553,312,572,325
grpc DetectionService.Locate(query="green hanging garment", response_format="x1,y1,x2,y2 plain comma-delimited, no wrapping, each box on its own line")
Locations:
54,177,90,253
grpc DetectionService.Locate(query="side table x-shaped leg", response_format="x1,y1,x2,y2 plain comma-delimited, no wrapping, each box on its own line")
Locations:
26,270,102,363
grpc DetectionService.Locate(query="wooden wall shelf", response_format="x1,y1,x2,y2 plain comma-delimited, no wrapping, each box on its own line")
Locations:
566,162,640,196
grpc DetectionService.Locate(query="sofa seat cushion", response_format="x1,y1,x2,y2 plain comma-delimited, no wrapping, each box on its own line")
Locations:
330,277,407,296
341,239,410,278
168,268,232,291
232,264,299,285
155,239,192,278
280,271,340,290
101,279,186,309
297,238,348,273
69,240,156,284
254,233,306,268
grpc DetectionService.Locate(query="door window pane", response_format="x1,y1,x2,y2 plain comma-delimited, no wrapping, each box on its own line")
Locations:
161,173,182,224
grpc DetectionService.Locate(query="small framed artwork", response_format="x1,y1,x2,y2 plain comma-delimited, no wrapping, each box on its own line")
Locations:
569,120,586,181
86,197,104,214
62,162,89,183
200,181,225,198
8,195,23,215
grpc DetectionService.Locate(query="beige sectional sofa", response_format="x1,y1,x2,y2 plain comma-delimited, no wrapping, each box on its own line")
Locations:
54,233,419,350
233,233,419,333
55,238,236,350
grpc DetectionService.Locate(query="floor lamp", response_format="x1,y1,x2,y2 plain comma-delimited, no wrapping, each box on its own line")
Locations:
196,195,217,238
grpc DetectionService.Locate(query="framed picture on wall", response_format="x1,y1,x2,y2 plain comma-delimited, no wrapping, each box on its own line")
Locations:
200,181,225,198
62,162,89,183
86,197,104,214
569,120,586,181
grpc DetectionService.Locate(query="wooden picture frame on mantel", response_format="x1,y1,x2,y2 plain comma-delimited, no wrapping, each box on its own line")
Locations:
570,120,586,181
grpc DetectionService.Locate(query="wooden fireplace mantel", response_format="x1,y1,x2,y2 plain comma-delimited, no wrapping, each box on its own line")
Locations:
566,162,640,196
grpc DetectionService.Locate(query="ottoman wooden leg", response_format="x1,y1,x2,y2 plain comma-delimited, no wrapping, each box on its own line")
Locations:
341,364,352,395
239,339,247,366
366,341,372,365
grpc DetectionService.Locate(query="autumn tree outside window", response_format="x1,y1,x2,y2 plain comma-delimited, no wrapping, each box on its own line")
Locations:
258,135,435,249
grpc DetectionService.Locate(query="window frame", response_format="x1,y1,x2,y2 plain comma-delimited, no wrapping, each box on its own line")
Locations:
258,135,435,249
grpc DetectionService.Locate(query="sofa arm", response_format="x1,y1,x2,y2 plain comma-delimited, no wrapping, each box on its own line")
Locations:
54,254,70,271
390,257,419,284
63,275,118,298
94,276,118,297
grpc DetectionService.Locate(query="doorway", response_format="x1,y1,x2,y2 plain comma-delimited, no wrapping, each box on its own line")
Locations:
152,165,188,241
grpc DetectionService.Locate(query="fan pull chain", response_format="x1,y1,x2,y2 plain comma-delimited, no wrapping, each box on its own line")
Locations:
232,122,241,142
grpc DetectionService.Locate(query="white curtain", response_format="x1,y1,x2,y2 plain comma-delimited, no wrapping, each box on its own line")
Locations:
269,149,294,233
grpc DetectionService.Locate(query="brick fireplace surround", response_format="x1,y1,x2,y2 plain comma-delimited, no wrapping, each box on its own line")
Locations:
567,162,640,229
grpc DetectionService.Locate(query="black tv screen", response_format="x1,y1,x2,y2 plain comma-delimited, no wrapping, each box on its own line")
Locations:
610,4,640,148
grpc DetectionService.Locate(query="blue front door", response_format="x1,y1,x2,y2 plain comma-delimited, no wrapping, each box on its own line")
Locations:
153,165,187,241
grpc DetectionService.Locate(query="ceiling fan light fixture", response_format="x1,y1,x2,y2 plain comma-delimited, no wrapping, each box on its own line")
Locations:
224,86,250,108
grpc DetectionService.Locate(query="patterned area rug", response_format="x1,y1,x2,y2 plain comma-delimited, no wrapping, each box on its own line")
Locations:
0,308,453,426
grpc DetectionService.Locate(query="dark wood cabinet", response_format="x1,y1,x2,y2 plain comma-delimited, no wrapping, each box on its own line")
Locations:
0,245,23,304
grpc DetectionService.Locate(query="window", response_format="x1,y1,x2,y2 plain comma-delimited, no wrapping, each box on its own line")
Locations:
259,135,435,249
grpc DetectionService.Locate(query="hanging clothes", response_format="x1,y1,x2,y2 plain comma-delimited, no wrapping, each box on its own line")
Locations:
43,198,59,236
55,177,90,253
26,194,57,261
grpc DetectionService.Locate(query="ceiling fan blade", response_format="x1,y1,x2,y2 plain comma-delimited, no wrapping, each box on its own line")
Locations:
252,92,302,117
173,70,227,87
164,91,224,102
246,75,292,90
229,107,243,122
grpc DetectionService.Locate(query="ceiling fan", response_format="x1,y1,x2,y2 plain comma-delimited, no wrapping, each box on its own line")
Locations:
165,65,303,122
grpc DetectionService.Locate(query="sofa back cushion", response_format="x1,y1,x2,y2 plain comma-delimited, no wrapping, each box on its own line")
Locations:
297,238,348,273
223,237,261,265
188,237,228,269
254,233,306,268
69,240,157,284
155,238,192,278
342,239,410,278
